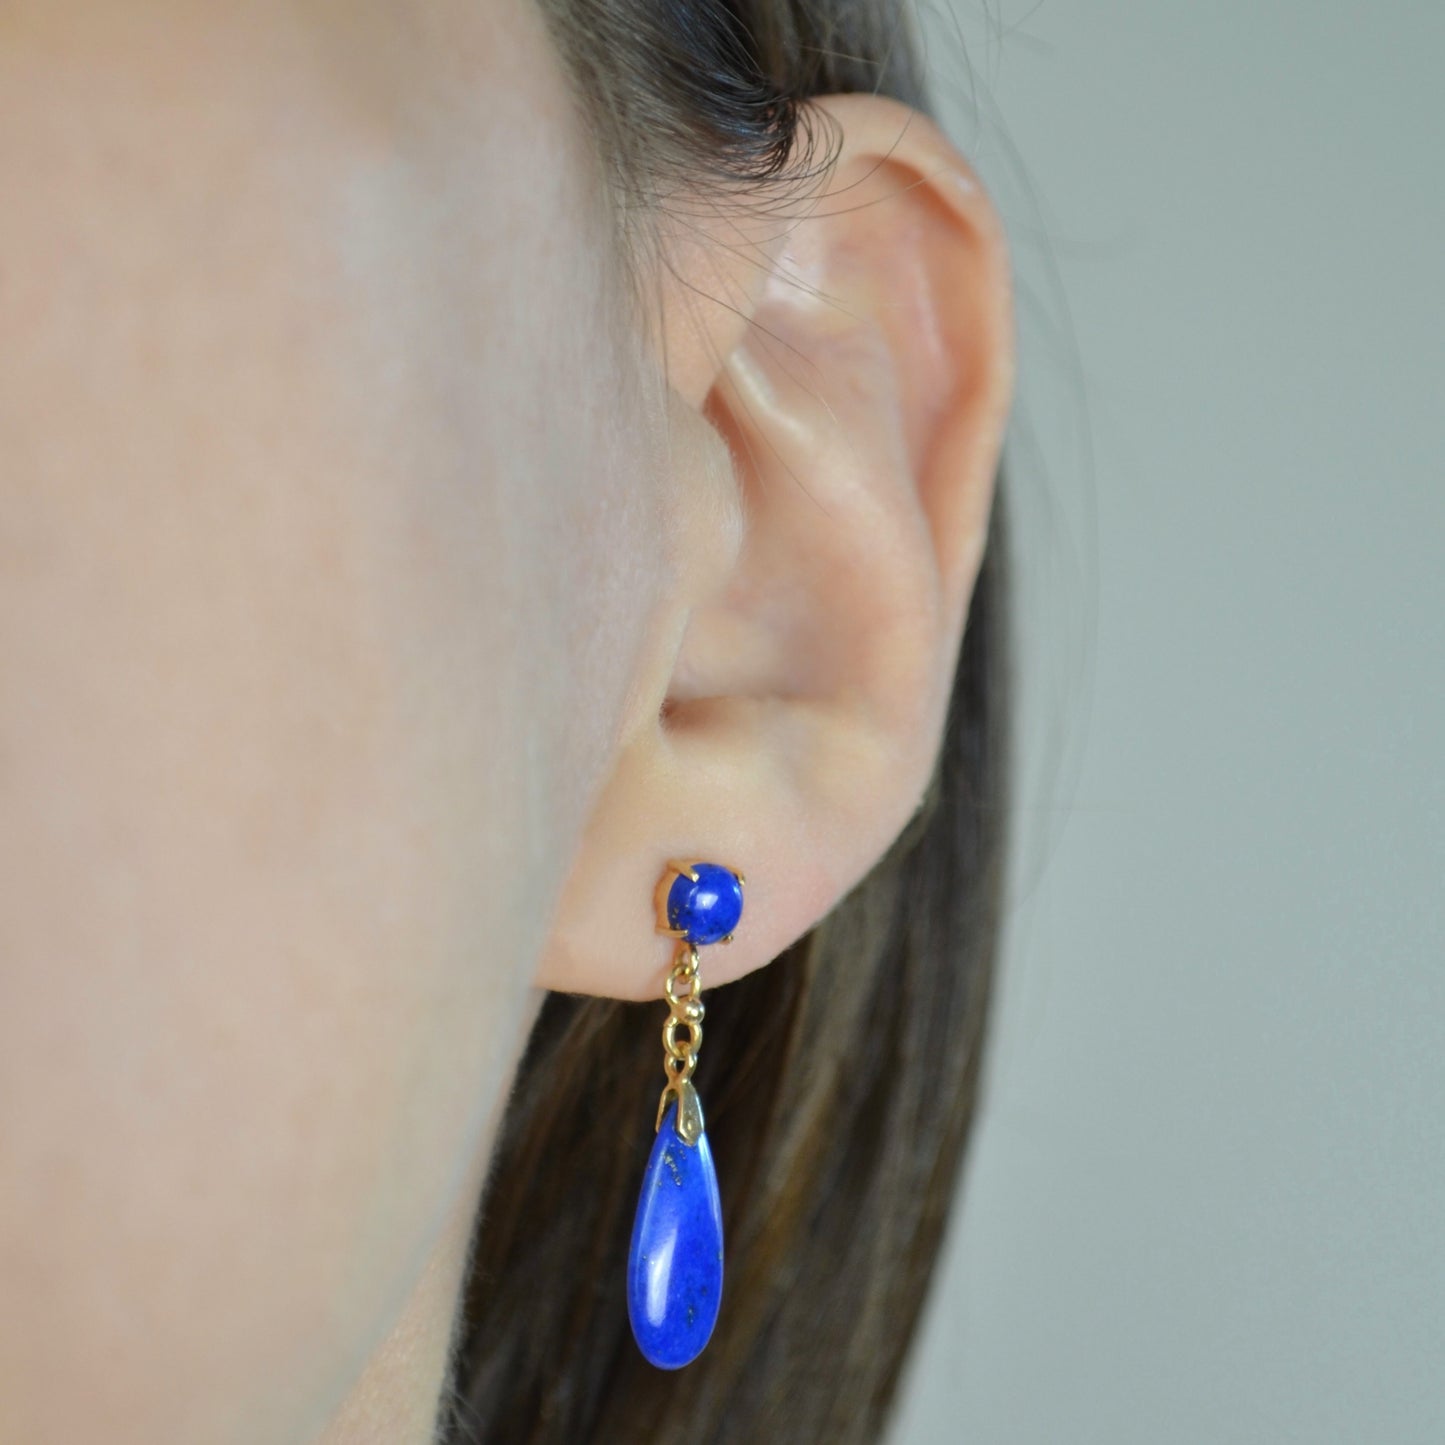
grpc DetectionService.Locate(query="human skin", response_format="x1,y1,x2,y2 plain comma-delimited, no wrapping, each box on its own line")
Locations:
0,2,1012,1441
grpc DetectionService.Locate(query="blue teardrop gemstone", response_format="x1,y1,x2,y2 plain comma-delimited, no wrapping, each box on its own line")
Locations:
666,863,743,945
627,1102,724,1369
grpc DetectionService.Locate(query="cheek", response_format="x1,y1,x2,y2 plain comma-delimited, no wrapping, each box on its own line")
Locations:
348,137,671,1272
0,6,664,1440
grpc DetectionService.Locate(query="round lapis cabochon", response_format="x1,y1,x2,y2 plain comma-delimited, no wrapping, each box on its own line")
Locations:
666,862,743,945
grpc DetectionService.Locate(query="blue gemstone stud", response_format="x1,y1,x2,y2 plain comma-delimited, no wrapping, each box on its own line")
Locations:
625,858,745,1370
661,859,745,946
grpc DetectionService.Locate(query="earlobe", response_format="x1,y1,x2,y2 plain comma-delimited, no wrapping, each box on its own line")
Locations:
536,93,1012,1001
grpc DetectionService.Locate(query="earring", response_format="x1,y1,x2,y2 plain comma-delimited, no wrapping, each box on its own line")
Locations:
626,858,745,1370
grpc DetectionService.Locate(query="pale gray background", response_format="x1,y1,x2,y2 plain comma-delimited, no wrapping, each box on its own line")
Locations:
891,4,1445,1443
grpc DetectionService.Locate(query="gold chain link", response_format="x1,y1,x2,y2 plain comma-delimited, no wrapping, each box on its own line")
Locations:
661,940,704,1084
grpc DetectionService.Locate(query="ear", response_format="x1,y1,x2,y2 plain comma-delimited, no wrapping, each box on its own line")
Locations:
536,93,1013,1000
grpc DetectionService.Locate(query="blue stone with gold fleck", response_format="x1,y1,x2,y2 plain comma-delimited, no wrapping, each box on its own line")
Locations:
626,1098,724,1369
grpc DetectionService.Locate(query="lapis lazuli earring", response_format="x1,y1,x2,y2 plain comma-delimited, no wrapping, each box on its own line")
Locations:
626,858,745,1369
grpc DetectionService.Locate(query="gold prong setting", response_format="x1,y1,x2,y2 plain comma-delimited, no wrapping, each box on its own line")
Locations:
655,860,744,949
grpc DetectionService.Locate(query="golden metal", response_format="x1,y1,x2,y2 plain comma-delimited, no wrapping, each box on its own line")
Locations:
655,859,700,938
656,1077,705,1145
654,937,706,1146
663,1016,702,1059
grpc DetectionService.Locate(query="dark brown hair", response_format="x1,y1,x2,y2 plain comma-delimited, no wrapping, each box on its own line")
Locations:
443,3,1008,1441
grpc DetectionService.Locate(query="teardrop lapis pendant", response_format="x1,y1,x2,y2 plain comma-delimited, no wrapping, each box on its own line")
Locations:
626,858,745,1369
